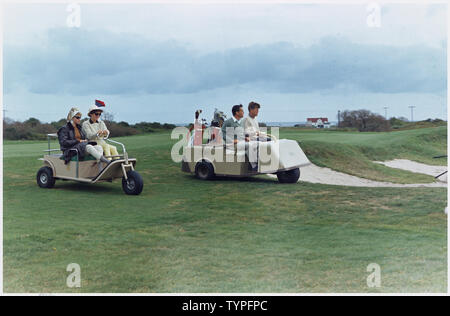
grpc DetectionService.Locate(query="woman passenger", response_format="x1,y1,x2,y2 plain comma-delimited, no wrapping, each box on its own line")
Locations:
58,107,110,165
82,105,119,160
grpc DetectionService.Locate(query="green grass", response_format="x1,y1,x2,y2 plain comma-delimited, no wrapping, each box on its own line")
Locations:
280,126,447,184
390,119,447,131
3,128,447,293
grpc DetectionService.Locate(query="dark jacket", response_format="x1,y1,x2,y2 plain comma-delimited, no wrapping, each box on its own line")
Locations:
57,122,88,164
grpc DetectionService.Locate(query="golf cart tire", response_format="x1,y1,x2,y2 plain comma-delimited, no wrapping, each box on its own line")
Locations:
277,168,300,184
37,166,56,188
122,170,144,195
195,160,215,180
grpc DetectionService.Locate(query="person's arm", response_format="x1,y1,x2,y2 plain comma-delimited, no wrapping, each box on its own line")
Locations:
244,118,258,139
58,127,79,148
101,121,110,137
254,119,261,136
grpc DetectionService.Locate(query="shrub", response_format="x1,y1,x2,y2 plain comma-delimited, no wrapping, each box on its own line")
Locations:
106,122,139,137
339,109,391,132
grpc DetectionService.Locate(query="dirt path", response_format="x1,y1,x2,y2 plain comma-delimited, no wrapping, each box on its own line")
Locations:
271,160,447,188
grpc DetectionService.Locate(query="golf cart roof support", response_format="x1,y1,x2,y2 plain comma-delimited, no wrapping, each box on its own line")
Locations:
47,133,57,152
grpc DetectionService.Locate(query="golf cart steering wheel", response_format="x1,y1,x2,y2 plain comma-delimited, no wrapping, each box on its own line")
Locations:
264,133,277,141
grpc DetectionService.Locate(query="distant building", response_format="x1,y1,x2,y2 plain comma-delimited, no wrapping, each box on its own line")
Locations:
306,117,330,128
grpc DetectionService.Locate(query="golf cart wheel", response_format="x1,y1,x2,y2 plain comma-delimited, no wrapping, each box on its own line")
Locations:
195,160,215,180
36,166,55,188
122,171,144,195
277,168,300,184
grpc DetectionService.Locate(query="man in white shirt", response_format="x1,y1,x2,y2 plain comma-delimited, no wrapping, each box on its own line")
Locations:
243,102,267,171
244,101,267,141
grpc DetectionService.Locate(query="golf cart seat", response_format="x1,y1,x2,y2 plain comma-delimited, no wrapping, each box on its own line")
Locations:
59,154,97,162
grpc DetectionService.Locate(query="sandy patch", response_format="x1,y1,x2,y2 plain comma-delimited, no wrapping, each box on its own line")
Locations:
269,160,447,188
374,159,447,183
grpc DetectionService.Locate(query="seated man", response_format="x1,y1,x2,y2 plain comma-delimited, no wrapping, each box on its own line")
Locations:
222,104,259,171
243,101,270,141
221,104,248,145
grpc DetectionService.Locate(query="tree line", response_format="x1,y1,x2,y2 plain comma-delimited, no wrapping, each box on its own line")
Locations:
3,116,176,140
3,109,445,140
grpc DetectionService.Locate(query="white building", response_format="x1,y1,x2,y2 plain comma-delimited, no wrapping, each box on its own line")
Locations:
306,117,330,128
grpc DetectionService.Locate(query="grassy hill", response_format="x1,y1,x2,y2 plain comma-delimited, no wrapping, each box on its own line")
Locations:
280,126,447,184
2,128,447,293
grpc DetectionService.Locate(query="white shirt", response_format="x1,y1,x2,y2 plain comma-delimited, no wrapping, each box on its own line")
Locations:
243,116,260,140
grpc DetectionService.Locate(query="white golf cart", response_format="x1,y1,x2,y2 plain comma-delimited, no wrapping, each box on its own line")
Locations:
181,109,311,183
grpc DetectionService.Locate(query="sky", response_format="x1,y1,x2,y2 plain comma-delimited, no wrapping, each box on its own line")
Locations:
2,1,447,124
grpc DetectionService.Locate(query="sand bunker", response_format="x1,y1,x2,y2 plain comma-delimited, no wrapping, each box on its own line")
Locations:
374,159,447,183
270,160,447,188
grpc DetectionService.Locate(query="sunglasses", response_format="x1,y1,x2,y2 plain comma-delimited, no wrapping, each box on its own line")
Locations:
92,112,102,116
74,116,81,119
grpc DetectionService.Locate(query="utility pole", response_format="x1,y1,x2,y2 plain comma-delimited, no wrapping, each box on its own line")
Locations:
337,110,341,127
383,106,388,119
408,105,416,122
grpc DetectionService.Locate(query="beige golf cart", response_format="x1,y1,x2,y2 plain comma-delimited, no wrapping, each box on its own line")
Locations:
36,134,143,195
181,110,311,183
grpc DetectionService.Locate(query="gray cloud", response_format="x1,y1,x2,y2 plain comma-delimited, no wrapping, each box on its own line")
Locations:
4,28,446,95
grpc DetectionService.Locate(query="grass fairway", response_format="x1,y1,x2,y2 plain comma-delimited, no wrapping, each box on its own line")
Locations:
3,128,447,293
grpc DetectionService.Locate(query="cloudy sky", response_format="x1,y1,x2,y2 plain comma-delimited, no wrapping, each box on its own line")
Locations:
2,1,447,124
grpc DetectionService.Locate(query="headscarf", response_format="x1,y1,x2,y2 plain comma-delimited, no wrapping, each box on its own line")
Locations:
67,107,82,122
